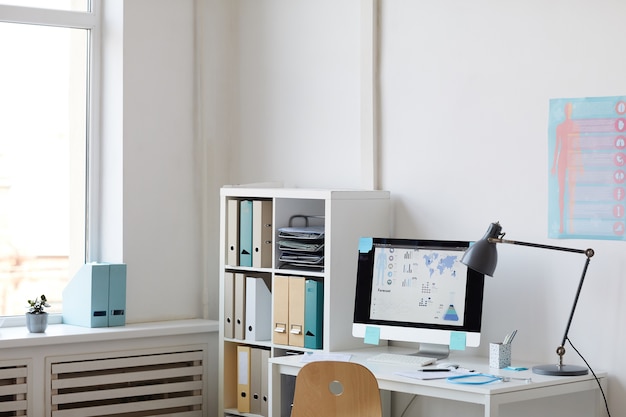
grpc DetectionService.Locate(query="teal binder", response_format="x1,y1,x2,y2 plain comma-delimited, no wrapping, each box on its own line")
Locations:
304,279,323,349
63,263,126,327
239,200,253,267
108,264,127,327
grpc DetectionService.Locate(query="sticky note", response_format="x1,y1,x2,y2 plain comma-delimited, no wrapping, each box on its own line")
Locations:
358,237,373,253
505,366,528,371
364,326,380,345
450,332,466,351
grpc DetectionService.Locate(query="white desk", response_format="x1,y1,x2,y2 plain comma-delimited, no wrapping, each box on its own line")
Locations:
268,348,607,417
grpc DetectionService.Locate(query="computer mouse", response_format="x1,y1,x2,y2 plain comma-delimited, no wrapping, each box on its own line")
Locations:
437,362,459,370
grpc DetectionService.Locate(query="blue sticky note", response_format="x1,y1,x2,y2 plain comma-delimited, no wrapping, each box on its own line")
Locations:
364,326,380,345
450,332,466,351
358,237,373,253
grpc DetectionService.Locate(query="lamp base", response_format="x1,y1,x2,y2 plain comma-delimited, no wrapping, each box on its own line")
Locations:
532,364,588,376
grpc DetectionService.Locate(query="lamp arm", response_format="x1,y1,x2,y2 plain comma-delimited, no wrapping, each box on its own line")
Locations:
489,236,595,366
559,256,591,350
487,237,589,255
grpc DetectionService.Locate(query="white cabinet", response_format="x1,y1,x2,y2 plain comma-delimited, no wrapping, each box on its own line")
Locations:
0,320,218,417
218,186,390,417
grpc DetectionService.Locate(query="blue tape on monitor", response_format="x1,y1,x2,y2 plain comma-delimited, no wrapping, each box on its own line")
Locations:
450,332,467,351
364,326,380,345
358,237,374,253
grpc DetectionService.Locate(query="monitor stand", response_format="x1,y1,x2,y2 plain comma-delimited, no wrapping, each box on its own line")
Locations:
414,343,450,360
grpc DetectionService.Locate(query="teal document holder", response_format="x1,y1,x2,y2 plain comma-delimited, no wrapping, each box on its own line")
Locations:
304,279,323,349
63,263,127,327
108,264,127,326
239,200,253,267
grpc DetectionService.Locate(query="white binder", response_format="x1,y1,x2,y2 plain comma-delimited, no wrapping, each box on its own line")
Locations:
223,271,235,338
234,273,246,339
245,276,272,341
252,200,273,268
227,199,239,266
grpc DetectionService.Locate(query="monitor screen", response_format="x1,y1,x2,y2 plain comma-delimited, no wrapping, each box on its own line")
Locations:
352,237,485,358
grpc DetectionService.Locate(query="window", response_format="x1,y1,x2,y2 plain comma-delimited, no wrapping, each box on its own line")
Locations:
0,2,98,316
0,1,89,12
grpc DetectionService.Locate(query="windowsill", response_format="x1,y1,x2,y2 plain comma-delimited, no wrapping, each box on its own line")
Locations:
0,318,219,349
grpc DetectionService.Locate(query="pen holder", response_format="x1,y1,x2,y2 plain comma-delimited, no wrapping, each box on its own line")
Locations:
489,342,511,369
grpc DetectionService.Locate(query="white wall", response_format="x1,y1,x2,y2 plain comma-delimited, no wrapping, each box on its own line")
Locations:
103,0,626,414
196,0,238,321
204,0,626,415
378,1,626,415
101,0,204,322
229,0,363,188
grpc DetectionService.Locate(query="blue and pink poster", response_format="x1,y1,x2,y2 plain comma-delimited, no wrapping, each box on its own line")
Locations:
548,96,626,240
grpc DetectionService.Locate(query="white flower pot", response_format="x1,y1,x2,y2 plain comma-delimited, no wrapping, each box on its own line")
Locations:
26,312,48,333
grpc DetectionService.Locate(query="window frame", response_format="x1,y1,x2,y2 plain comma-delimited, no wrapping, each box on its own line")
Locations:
0,2,100,324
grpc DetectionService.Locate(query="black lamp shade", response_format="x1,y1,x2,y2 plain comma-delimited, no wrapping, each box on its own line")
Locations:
461,222,502,276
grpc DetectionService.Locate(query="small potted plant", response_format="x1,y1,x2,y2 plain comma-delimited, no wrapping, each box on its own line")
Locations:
26,294,50,333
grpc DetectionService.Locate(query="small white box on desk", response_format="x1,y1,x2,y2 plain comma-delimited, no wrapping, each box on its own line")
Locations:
489,342,511,369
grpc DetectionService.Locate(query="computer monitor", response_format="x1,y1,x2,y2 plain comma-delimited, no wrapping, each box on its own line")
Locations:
352,237,485,359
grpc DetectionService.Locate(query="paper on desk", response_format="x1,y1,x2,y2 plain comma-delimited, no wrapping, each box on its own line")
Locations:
395,369,472,380
300,352,352,363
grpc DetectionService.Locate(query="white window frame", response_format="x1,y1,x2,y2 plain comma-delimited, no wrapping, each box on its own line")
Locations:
0,2,100,325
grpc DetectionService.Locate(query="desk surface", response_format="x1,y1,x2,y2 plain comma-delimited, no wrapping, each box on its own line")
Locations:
268,347,607,417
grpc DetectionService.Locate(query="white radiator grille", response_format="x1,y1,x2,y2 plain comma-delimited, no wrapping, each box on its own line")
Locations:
48,346,207,417
0,359,31,416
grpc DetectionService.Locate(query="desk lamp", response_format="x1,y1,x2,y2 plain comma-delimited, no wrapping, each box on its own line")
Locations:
461,221,594,376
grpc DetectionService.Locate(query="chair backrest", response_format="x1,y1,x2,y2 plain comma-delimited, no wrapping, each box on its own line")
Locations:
290,361,382,417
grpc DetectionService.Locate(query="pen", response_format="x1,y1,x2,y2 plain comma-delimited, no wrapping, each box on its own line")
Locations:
420,369,450,372
503,329,518,344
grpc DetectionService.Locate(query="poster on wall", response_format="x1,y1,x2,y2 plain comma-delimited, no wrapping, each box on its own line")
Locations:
548,95,626,241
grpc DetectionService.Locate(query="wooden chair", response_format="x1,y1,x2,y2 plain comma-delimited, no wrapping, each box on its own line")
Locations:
290,361,382,417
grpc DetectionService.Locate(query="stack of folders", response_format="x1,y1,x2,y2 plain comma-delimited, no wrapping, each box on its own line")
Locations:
273,275,323,350
277,215,325,270
237,345,270,416
227,199,273,268
224,273,272,342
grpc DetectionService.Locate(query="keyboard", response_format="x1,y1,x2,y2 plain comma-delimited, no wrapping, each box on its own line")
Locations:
366,353,437,367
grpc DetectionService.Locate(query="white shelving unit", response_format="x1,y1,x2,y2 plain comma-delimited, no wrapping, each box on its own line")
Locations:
218,186,390,417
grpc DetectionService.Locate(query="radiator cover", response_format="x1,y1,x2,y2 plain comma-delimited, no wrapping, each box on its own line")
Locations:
47,345,207,417
0,359,32,415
